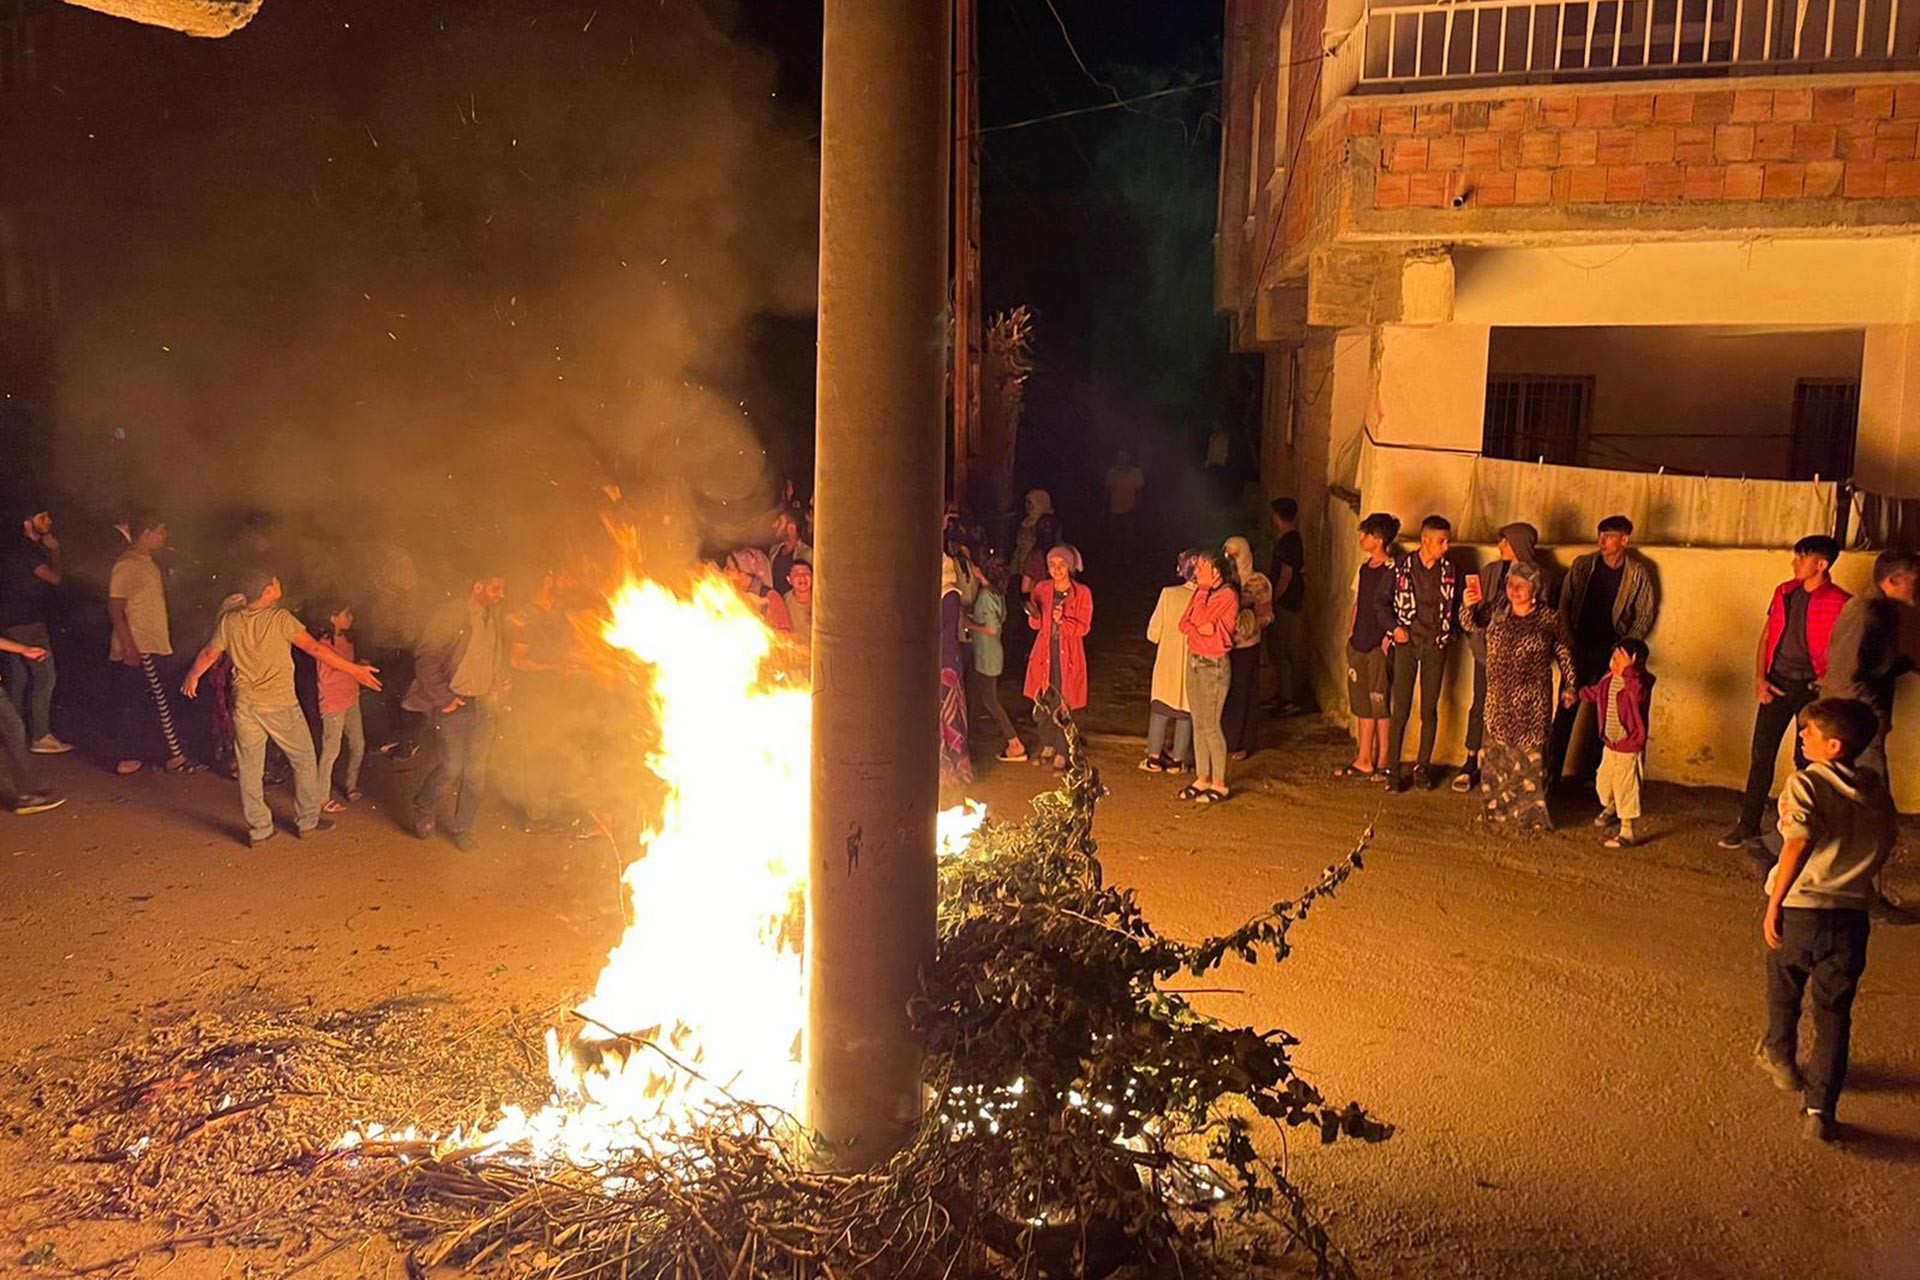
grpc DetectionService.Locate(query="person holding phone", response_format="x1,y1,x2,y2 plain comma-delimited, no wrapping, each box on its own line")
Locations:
1720,536,1851,851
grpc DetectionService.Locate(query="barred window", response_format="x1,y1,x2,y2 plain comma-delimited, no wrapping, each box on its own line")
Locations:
1483,374,1592,467
1789,379,1859,483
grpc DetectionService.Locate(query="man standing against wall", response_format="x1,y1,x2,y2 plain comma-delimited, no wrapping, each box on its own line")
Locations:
0,505,70,754
1386,515,1458,793
1821,549,1919,778
1720,536,1851,851
1553,515,1658,783
1266,497,1306,715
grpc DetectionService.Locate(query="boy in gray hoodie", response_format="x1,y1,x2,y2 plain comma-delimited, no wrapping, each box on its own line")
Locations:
1755,697,1896,1142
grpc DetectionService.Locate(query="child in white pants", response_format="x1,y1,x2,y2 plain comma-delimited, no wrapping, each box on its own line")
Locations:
1580,638,1652,848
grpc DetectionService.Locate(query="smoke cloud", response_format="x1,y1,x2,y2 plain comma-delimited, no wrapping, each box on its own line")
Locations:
45,0,817,592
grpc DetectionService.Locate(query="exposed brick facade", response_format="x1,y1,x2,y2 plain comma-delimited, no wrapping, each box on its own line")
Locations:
1356,82,1920,212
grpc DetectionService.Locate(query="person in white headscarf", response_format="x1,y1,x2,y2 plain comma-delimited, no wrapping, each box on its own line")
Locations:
1011,489,1054,584
1222,536,1273,759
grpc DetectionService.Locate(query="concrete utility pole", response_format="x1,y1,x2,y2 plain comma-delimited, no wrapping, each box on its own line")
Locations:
806,0,951,1169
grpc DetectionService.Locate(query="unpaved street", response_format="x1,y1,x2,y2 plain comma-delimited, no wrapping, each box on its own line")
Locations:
1,715,1916,1277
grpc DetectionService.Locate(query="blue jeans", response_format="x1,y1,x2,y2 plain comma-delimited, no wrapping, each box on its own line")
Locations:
319,702,366,798
415,702,496,837
1187,653,1231,783
3,622,55,741
1146,707,1192,766
235,700,321,840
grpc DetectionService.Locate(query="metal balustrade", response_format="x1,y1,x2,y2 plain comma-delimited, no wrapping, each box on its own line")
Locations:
1355,0,1920,86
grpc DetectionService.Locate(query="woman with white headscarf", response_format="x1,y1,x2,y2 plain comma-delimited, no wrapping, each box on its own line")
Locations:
1222,536,1273,759
1011,489,1054,585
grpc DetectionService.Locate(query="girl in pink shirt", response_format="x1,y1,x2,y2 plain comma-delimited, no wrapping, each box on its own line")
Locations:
1178,549,1240,802
316,605,366,812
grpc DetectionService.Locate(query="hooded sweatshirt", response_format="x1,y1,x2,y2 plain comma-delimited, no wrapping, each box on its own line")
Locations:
1468,522,1552,661
1766,759,1897,911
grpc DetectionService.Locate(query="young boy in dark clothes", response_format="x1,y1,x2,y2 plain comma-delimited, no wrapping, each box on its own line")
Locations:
1335,512,1401,782
1755,697,1896,1143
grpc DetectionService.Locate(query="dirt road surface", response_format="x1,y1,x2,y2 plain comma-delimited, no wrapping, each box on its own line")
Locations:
1,716,1916,1277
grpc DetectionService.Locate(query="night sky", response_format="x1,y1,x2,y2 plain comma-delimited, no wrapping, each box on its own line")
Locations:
1,0,1225,546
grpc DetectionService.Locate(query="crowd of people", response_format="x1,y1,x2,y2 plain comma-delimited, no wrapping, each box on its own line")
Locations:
0,478,1908,1143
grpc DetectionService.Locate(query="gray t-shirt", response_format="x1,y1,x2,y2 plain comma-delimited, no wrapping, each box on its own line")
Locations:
451,605,500,698
214,606,306,709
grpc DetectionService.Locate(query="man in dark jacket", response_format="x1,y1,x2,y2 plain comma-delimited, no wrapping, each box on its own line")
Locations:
1820,549,1918,778
1551,514,1657,784
406,574,509,851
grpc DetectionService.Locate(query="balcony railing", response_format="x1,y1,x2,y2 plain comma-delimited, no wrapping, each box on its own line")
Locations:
1356,0,1920,87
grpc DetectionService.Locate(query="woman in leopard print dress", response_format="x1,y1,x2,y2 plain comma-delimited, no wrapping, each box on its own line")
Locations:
1461,561,1574,831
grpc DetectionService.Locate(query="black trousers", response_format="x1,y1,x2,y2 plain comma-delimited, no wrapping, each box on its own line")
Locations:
1765,907,1870,1115
1465,653,1488,756
1223,644,1262,754
1737,676,1817,835
1387,639,1446,778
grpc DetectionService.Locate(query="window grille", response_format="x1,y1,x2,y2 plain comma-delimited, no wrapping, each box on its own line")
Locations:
1483,374,1592,466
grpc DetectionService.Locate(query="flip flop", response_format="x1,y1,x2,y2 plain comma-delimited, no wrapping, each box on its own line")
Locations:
1330,764,1371,780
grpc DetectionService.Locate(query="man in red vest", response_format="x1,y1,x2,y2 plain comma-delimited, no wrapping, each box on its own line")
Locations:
1721,535,1851,852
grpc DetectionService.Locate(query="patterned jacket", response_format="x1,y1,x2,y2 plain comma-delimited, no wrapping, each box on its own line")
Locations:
1392,552,1459,647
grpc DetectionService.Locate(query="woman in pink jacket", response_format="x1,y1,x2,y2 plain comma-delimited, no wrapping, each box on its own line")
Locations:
1025,544,1093,771
1179,547,1241,804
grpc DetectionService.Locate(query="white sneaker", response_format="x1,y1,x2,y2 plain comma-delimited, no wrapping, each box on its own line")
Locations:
29,735,73,755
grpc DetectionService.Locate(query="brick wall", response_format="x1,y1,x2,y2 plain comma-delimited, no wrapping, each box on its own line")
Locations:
1349,82,1920,213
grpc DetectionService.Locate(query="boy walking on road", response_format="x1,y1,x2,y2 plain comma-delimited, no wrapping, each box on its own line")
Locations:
1755,698,1895,1143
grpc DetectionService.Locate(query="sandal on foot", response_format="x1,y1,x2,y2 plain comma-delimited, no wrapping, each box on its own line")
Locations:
1139,757,1165,773
115,760,144,776
1604,833,1636,849
163,757,207,775
1195,788,1230,805
997,749,1028,763
1331,763,1372,780
322,798,347,814
1176,784,1203,801
1450,771,1476,793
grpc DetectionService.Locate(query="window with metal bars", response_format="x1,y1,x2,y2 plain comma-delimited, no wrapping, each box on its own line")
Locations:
1482,374,1592,466
1789,379,1859,482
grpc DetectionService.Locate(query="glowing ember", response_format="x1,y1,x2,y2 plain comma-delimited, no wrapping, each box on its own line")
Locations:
340,567,984,1169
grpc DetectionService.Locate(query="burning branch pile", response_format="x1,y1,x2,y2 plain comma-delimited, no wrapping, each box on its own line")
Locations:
7,700,1386,1278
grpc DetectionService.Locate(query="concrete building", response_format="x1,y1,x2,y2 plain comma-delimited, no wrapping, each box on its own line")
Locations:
1217,0,1920,807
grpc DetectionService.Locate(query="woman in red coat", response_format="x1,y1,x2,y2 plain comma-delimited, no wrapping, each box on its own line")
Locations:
1025,544,1093,771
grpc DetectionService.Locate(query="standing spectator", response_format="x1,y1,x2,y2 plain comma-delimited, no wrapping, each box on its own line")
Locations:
1820,549,1918,776
783,560,815,644
1221,536,1272,760
1336,513,1400,782
1266,498,1307,716
1023,544,1092,772
1721,536,1850,851
1385,515,1459,793
1553,515,1658,782
1457,522,1551,793
963,555,1024,764
0,505,68,753
1460,562,1574,831
725,548,793,632
0,635,64,813
939,555,973,791
1580,638,1653,849
1019,514,1064,598
181,570,381,847
406,574,511,851
1102,449,1147,558
314,604,369,813
108,514,198,777
1757,698,1895,1143
767,509,812,596
1142,549,1198,774
1178,547,1239,803
1011,489,1054,585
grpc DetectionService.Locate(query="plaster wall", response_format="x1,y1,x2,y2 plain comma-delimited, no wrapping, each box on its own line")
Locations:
1306,536,1920,812
1487,326,1866,478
